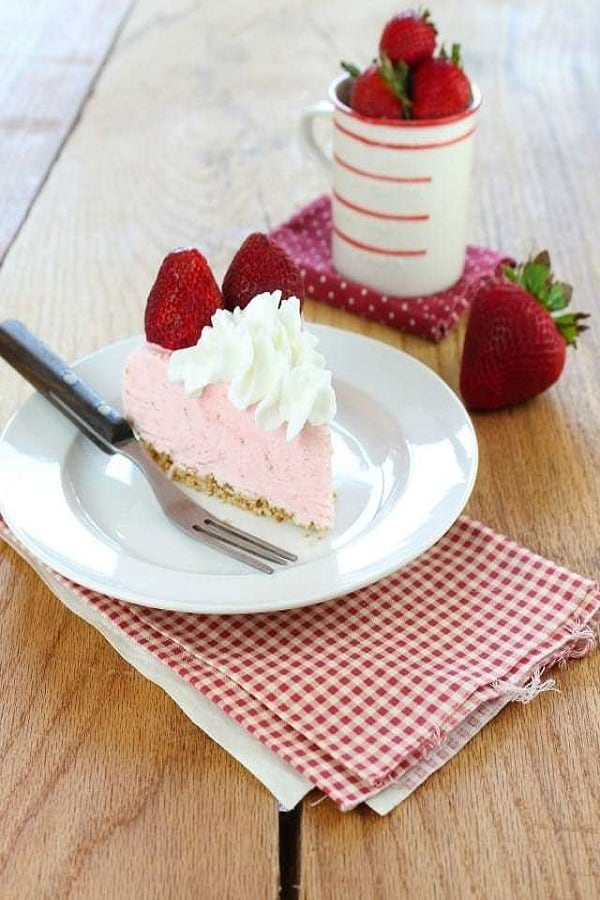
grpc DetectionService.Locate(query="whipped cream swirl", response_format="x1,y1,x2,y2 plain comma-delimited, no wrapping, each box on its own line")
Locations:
167,291,336,441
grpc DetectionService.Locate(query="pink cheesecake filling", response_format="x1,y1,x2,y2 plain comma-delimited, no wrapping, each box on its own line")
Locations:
122,343,334,529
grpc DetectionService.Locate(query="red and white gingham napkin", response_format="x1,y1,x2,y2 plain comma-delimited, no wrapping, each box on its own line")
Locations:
269,195,508,341
2,514,598,811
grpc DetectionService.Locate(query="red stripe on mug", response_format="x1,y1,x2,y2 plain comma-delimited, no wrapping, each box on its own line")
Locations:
334,154,432,183
335,97,481,128
333,225,427,256
333,190,429,221
334,120,477,150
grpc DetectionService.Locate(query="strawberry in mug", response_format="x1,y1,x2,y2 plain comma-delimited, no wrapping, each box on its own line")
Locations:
300,8,481,297
345,11,472,121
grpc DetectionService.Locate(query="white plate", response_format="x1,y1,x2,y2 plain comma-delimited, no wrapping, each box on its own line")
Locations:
0,326,477,614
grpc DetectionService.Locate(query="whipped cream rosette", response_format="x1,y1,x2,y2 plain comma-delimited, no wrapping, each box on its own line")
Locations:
167,291,337,441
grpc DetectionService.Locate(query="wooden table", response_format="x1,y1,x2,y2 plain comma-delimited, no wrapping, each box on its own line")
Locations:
1,1,599,897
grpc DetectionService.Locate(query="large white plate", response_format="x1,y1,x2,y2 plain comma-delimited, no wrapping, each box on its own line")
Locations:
0,326,477,614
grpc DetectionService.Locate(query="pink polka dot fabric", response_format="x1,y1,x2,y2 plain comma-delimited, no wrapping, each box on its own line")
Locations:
269,195,508,342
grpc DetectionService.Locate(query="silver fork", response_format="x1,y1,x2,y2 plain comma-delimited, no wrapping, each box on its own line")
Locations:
0,320,298,574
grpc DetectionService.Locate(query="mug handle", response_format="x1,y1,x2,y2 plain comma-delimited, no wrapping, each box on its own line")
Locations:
299,100,334,175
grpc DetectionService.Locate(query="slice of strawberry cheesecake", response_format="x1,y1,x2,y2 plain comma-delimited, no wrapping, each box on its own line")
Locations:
122,242,336,530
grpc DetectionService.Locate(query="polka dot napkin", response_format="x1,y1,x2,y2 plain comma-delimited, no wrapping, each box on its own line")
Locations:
269,195,507,341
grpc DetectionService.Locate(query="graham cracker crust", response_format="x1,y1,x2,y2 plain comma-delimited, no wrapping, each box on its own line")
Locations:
144,442,315,527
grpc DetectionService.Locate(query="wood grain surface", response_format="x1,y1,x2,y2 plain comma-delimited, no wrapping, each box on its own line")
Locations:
0,0,599,898
0,0,133,261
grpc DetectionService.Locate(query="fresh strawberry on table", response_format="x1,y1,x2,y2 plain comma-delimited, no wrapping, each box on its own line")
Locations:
459,252,589,411
222,232,304,311
144,248,223,350
411,43,472,118
379,8,437,67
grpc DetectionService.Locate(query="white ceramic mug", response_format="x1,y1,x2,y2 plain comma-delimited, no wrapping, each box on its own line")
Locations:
300,74,482,297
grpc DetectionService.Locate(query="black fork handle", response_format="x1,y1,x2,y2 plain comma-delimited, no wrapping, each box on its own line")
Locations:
0,319,134,450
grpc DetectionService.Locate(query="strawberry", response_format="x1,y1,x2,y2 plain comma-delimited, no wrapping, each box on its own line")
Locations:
411,44,472,118
350,64,404,118
342,57,410,119
144,248,223,350
222,232,304,311
379,9,437,67
460,252,589,411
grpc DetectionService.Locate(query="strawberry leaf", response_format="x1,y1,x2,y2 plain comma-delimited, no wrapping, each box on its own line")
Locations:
502,264,518,284
450,43,462,67
341,60,361,78
553,312,590,347
504,250,590,348
533,250,551,268
418,7,438,34
521,262,551,300
378,54,411,116
546,281,571,312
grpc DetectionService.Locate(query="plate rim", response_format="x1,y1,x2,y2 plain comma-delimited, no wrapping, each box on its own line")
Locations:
0,325,478,613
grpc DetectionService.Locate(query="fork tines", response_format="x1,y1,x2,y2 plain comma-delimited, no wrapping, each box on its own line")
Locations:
191,516,298,574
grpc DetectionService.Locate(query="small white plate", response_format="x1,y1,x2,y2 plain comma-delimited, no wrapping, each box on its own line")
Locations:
0,326,477,614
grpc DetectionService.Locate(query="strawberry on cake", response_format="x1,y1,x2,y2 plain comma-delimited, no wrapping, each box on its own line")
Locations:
122,237,336,531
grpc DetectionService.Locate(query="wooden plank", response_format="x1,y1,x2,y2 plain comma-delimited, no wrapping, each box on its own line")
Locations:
0,0,133,260
0,545,279,898
297,0,600,896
